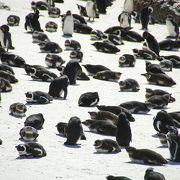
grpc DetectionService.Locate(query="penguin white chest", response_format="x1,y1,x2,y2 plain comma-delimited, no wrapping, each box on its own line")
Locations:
63,16,74,36
120,14,130,28
86,2,96,18
124,0,134,12
166,20,176,37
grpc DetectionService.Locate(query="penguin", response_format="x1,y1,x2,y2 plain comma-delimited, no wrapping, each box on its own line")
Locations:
159,39,175,51
16,142,46,158
86,0,97,22
77,71,90,81
122,30,144,42
0,2,10,10
24,113,45,130
94,139,121,153
166,15,179,39
145,61,165,74
93,70,121,82
0,70,18,84
118,11,131,28
62,10,74,36
72,14,87,24
153,110,175,134
31,1,50,10
0,78,12,92
38,41,62,53
106,175,132,180
64,116,84,145
24,64,46,75
126,146,168,165
119,54,136,67
119,78,140,92
0,64,14,75
141,72,176,87
158,56,180,69
123,0,134,13
64,39,81,50
116,112,132,147
92,41,120,53
88,111,118,124
82,119,116,136
90,29,107,41
77,4,88,17
45,21,58,32
159,59,173,72
167,132,180,162
25,91,53,104
62,60,82,85
143,31,160,56
104,26,130,35
48,75,69,99
0,25,14,52
168,111,180,128
74,22,93,34
97,105,135,122
107,31,124,46
82,64,110,76
32,31,50,43
19,126,39,141
0,52,26,68
9,103,27,117
145,88,175,103
120,101,155,114
144,167,166,180
0,138,2,145
48,7,61,18
7,15,20,26
45,54,65,68
78,92,99,107
70,50,83,62
132,48,158,60
95,0,108,14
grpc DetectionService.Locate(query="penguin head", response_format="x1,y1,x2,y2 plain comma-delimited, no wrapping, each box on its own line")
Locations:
64,40,71,47
148,7,153,14
82,120,93,127
94,140,102,148
15,144,28,156
132,48,139,54
25,91,34,102
141,73,151,80
16,103,27,113
115,72,122,80
66,10,72,16
119,56,126,63
88,111,97,119
119,80,126,88
118,112,128,124
125,146,136,154
0,24,9,33
145,88,154,96
142,31,149,39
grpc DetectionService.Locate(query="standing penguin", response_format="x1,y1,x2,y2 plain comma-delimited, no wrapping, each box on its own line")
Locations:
166,15,179,39
116,112,132,147
62,10,74,37
86,0,97,22
0,25,14,52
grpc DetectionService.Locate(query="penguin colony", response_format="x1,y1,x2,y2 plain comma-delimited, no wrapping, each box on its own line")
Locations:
0,0,180,179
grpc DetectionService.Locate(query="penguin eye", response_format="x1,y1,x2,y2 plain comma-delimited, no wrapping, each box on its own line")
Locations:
147,74,151,79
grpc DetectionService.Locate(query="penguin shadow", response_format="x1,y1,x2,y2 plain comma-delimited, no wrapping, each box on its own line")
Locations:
167,160,180,165
18,138,38,143
25,102,48,106
27,79,50,83
61,35,72,38
63,144,81,148
9,113,25,119
38,51,59,54
24,31,33,34
152,134,158,138
15,156,44,160
157,145,168,149
93,151,119,155
125,161,166,166
53,97,66,100
56,133,66,138
84,130,114,137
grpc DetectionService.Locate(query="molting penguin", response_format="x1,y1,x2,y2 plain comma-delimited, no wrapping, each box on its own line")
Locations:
32,31,50,43
145,61,164,74
7,15,20,26
119,78,140,92
118,11,131,28
144,167,166,180
78,92,99,107
45,21,58,32
48,7,61,18
160,59,173,72
24,113,45,130
62,10,74,36
9,103,27,117
38,41,62,53
64,116,84,145
45,54,65,68
25,91,53,104
86,0,97,22
116,112,132,147
70,50,83,62
94,139,121,153
122,30,144,42
166,15,179,39
48,75,69,99
16,142,46,158
119,54,136,67
0,70,18,83
0,78,12,92
64,39,81,50
126,146,168,165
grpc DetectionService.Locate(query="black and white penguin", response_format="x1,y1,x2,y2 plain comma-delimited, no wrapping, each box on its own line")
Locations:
94,139,121,153
107,175,132,180
153,110,175,134
77,4,88,17
9,103,27,117
0,25,14,52
86,0,97,22
158,55,180,68
78,92,99,107
16,142,47,158
145,61,164,74
70,50,83,62
0,70,18,83
97,105,135,122
143,31,160,56
38,41,62,53
122,30,144,42
119,78,140,92
19,126,39,141
160,59,173,72
118,11,131,28
48,7,60,18
64,116,84,145
144,167,166,180
116,112,132,147
7,15,20,26
141,72,176,87
45,21,58,32
125,146,168,165
62,60,82,85
45,54,65,68
31,1,50,10
159,39,175,51
93,70,122,82
25,91,53,104
24,113,45,130
74,22,93,34
32,31,50,43
166,15,179,39
24,64,45,75
0,78,12,92
90,29,107,41
120,101,155,114
92,41,120,53
104,26,126,35
132,48,158,60
62,10,74,36
72,14,87,24
119,54,136,67
95,0,109,14
82,64,110,76
82,119,116,136
123,0,134,12
48,75,69,99
64,39,81,50
107,31,124,45
168,111,180,128
0,64,14,75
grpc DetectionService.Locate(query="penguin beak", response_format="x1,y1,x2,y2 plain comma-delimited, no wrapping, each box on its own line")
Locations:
141,73,147,77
